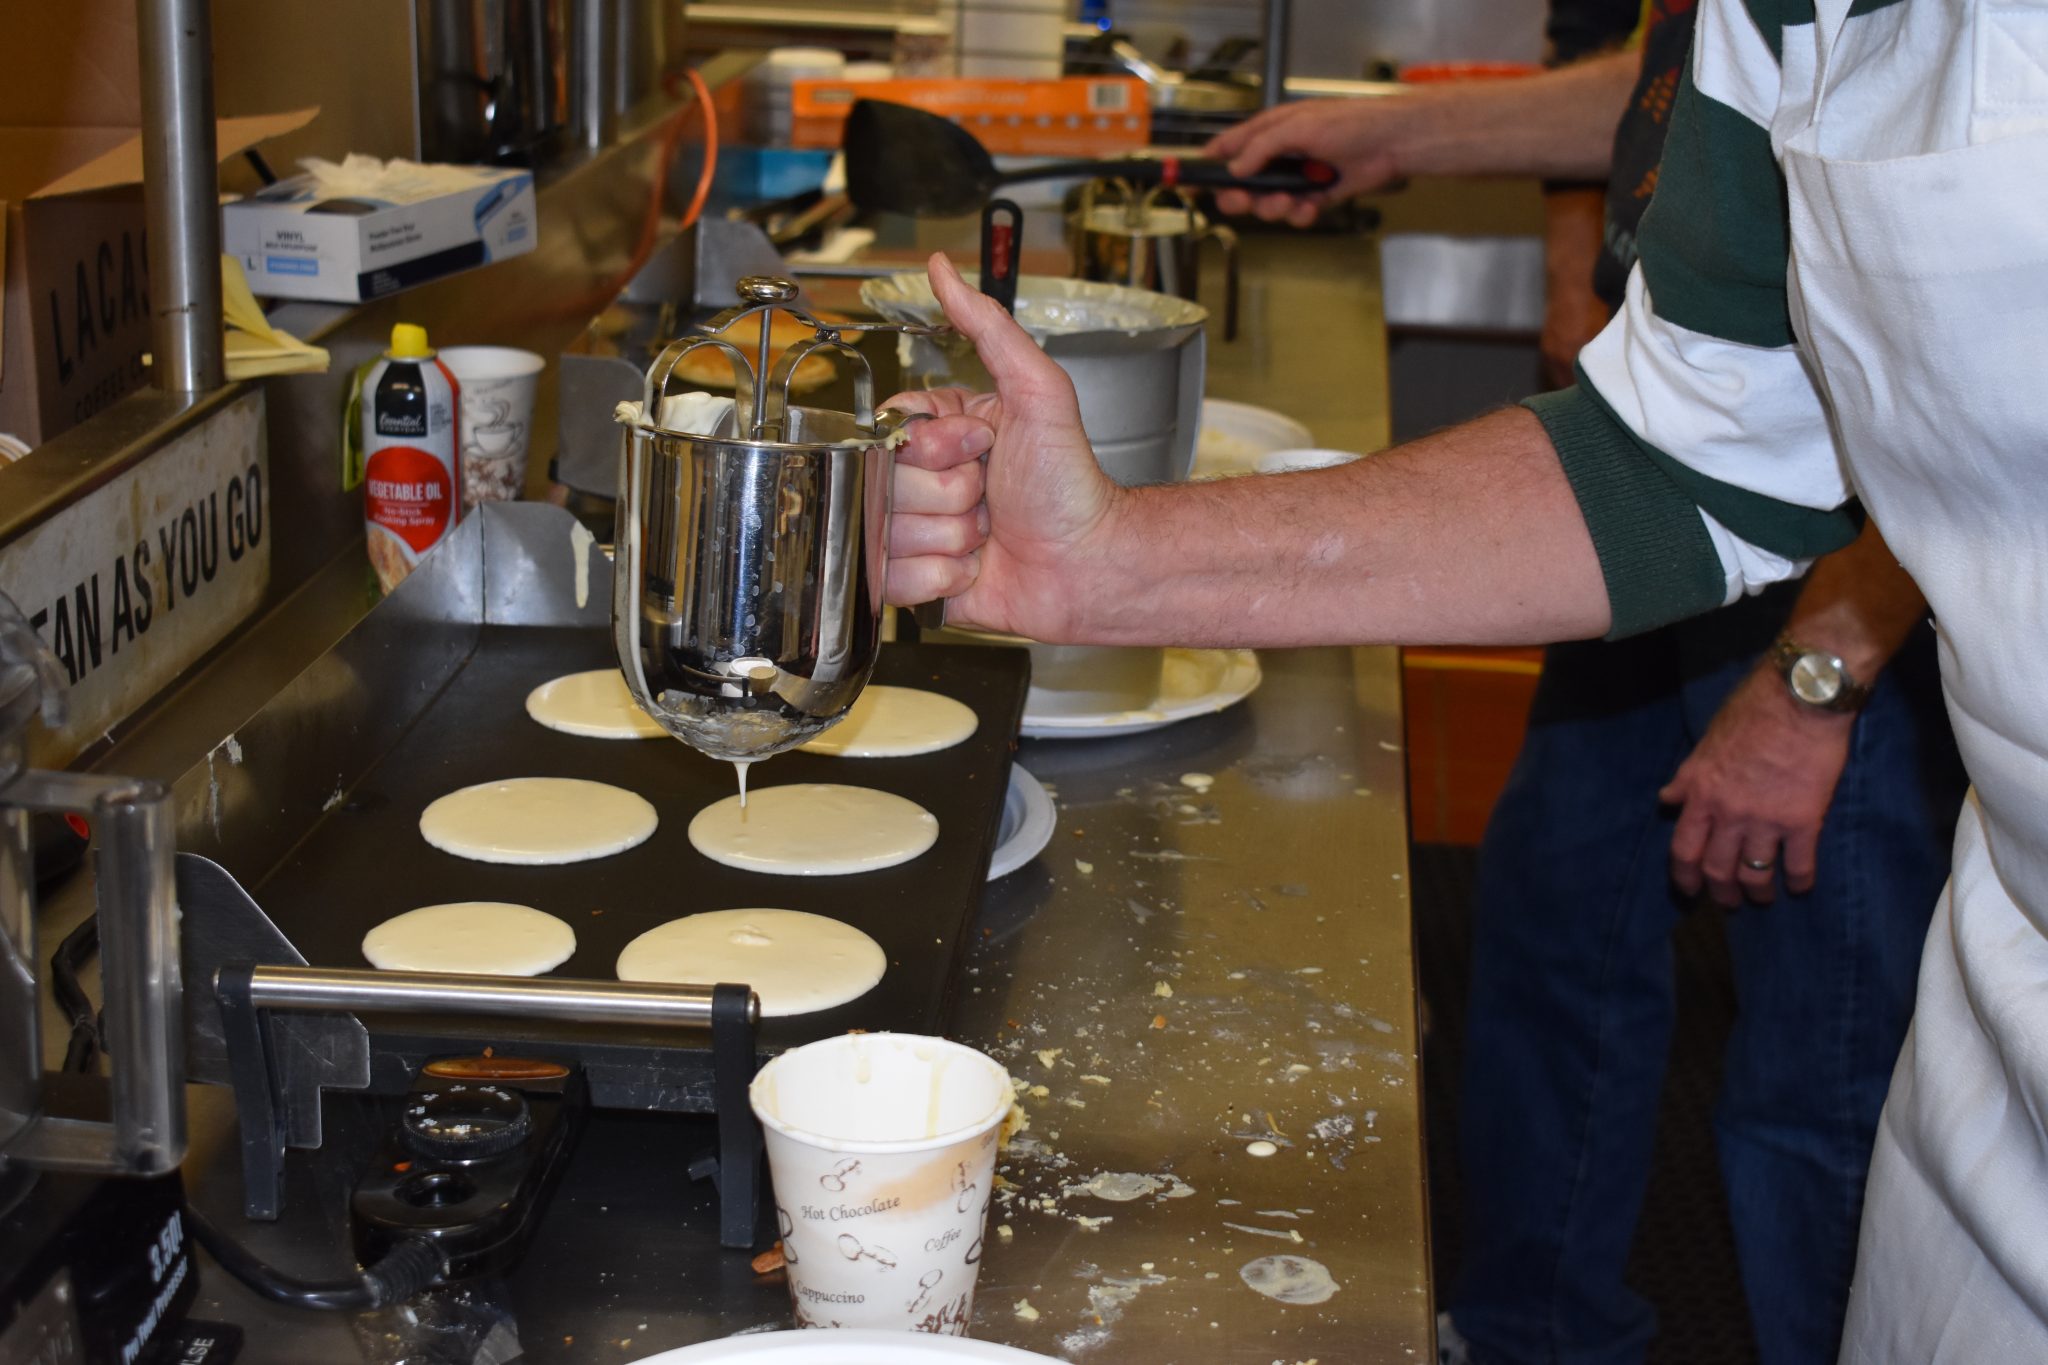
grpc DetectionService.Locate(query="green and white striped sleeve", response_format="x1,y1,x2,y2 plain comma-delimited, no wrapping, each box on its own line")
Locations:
1523,0,1863,637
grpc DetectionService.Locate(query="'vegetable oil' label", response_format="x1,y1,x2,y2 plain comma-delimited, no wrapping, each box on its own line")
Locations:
364,446,454,553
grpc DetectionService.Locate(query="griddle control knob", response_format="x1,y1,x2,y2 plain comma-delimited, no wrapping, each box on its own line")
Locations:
401,1083,531,1162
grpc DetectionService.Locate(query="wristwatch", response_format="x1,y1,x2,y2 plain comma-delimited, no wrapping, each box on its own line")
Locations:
1769,633,1872,713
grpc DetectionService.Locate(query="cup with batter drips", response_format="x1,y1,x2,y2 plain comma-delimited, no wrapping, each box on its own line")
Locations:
749,1033,1013,1333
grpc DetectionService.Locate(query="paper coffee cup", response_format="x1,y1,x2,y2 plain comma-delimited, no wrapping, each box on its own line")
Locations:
440,346,545,508
750,1033,1012,1335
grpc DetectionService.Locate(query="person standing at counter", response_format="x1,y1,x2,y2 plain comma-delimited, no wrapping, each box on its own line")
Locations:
881,0,2048,1357
1207,10,1965,1365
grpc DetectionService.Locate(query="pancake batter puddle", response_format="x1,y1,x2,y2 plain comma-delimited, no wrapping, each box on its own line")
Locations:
362,902,576,975
688,783,937,875
615,908,886,1015
1239,1254,1340,1305
800,686,979,758
420,777,657,865
525,669,667,739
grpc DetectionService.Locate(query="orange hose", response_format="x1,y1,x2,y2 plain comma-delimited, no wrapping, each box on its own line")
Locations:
562,64,720,319
674,65,718,233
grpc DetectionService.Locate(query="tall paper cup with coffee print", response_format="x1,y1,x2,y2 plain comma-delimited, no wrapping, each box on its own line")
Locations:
438,346,544,508
749,1033,1012,1334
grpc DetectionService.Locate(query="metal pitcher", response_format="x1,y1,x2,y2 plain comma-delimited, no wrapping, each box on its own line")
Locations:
1070,181,1241,340
612,277,944,763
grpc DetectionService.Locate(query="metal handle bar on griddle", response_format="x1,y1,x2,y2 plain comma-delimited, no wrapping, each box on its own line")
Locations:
214,959,766,1244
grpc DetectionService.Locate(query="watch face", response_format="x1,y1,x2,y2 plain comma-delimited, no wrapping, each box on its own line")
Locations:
1788,652,1845,706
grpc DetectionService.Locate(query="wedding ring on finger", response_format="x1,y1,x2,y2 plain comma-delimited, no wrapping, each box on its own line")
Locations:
1742,856,1775,872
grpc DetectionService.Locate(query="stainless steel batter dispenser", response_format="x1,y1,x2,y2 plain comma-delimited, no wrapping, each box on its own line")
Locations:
613,276,946,762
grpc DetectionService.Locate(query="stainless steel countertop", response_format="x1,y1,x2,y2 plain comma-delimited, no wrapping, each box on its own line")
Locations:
156,230,1428,1361
944,231,1429,1362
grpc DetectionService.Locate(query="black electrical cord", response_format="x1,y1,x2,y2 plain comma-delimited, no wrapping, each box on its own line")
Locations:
51,913,102,1074
186,1206,446,1312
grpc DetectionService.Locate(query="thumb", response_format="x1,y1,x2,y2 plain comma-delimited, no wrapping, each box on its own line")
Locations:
927,252,1067,399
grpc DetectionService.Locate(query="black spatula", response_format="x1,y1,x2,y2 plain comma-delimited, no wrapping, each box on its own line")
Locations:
843,98,1340,218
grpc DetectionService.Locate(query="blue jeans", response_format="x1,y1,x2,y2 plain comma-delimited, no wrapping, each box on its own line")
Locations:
1448,587,1966,1365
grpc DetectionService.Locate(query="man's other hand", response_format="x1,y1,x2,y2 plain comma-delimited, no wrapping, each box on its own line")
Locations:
1661,665,1856,908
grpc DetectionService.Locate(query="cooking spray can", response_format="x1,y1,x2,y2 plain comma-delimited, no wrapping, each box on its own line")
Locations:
362,323,462,592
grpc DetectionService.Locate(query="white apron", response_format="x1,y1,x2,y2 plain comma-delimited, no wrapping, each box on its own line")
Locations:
1777,1,2048,1357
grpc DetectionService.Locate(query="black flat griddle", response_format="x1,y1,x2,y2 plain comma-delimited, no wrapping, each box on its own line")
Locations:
249,631,1029,1104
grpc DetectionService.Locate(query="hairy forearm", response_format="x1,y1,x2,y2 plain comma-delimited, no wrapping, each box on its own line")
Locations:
1394,51,1639,181
1076,407,1613,648
1779,520,1928,680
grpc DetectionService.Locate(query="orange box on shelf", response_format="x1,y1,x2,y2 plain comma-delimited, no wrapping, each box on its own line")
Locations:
788,77,1151,156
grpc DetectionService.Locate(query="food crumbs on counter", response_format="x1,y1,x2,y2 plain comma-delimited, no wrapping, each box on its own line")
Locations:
1015,1299,1041,1322
1246,1140,1280,1158
1223,1221,1305,1243
1154,981,1174,998
1353,787,1373,797
1151,1014,1168,1030
750,1244,786,1274
1029,1084,1051,1099
1179,772,1215,792
998,1224,1015,1242
1074,1215,1112,1231
1080,1073,1112,1085
1287,1063,1313,1074
1036,1047,1064,1068
1075,859,1095,875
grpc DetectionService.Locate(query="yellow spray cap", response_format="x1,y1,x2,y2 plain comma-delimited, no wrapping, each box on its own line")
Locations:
388,323,432,359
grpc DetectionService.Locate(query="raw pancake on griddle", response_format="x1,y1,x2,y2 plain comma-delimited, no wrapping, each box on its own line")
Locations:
526,668,668,739
799,685,979,758
615,908,887,1015
687,783,937,875
420,777,657,865
363,901,577,975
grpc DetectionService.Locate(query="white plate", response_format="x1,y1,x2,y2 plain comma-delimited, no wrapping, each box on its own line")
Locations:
1021,649,1261,740
988,763,1054,880
1194,398,1315,479
631,1329,1062,1364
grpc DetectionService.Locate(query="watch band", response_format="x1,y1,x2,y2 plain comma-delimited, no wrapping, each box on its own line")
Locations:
1770,633,1873,713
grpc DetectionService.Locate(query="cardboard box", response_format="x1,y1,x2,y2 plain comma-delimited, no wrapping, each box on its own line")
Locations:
788,76,1151,156
0,109,316,448
222,165,537,304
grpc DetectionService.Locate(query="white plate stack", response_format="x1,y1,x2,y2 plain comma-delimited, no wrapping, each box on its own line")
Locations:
955,0,1069,78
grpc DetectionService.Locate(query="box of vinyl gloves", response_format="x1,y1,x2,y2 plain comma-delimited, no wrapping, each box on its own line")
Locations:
224,155,535,303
